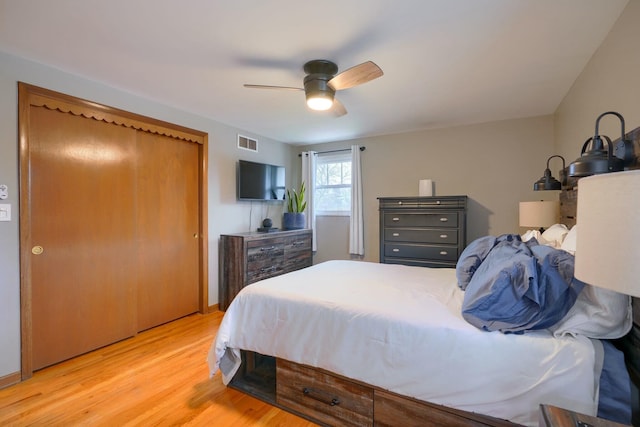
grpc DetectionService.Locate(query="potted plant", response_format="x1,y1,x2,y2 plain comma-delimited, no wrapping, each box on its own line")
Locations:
283,182,307,230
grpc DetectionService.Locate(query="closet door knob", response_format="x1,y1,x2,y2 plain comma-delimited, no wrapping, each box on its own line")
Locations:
32,245,44,255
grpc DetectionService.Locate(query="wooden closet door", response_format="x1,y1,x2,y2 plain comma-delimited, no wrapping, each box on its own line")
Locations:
136,132,200,331
30,107,138,370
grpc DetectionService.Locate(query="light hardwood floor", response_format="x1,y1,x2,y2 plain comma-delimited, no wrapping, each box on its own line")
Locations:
0,311,316,426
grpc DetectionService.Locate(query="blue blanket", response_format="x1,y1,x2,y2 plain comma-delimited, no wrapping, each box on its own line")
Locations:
457,234,585,333
456,234,632,423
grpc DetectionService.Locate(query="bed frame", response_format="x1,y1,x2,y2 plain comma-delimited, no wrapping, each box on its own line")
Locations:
229,287,639,424
228,130,640,426
229,351,517,426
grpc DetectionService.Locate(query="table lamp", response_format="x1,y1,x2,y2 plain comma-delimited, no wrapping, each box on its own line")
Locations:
574,169,640,297
519,201,559,233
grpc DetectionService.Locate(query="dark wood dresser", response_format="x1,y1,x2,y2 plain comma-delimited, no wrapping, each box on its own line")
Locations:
218,229,312,310
378,196,467,268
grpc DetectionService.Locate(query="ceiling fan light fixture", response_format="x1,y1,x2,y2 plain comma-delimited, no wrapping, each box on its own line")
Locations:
304,71,335,111
306,93,334,111
244,58,382,116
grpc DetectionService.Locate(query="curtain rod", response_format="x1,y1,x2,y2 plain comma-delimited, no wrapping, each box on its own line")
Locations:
298,146,366,157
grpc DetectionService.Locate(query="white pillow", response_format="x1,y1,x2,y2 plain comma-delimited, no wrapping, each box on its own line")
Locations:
539,223,569,248
521,229,541,243
549,284,632,339
560,225,577,255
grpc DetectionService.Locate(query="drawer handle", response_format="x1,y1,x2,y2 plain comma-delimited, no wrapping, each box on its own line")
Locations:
439,217,448,222
392,248,400,252
392,217,400,222
392,233,400,237
440,251,448,255
260,246,276,251
302,387,341,407
260,266,277,273
292,241,305,246
440,234,448,239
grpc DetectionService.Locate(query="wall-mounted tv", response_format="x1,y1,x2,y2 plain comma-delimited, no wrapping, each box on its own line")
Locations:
237,160,286,201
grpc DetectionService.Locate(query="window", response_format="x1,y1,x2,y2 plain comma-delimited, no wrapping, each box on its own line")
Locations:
315,152,351,215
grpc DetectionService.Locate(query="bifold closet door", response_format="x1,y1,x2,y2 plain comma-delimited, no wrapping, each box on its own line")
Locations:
30,107,138,370
135,132,200,331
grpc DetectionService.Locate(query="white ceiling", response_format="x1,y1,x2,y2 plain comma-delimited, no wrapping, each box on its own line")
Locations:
0,0,629,145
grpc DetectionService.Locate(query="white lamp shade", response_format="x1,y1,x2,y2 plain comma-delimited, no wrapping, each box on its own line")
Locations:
519,201,559,228
574,170,640,297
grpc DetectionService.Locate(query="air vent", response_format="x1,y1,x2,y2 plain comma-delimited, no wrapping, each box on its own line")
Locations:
238,134,258,152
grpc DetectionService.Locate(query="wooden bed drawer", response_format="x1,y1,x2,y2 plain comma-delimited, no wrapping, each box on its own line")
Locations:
276,359,373,427
375,390,516,427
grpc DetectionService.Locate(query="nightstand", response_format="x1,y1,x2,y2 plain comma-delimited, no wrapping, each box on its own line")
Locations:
539,404,631,427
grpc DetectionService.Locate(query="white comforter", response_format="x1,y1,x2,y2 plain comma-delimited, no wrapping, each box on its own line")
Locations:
208,260,601,426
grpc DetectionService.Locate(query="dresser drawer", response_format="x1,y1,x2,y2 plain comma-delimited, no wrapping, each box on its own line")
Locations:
284,234,312,255
276,359,373,427
384,243,458,261
247,241,285,263
379,197,466,209
246,263,285,284
383,212,458,228
246,241,285,284
384,228,457,244
282,235,312,273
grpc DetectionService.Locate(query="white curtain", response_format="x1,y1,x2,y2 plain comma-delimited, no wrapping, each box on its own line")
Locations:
301,151,317,251
349,145,364,255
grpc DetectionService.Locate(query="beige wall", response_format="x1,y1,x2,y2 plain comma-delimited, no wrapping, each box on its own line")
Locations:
555,0,640,161
302,115,556,263
308,0,640,265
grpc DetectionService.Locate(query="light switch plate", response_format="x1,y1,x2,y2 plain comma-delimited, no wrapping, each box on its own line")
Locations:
0,184,7,200
0,204,11,221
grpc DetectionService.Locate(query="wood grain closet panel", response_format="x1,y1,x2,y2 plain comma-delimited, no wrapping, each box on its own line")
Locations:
30,107,138,370
135,132,200,331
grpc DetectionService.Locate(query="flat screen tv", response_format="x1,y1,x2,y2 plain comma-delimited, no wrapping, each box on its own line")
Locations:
237,160,286,201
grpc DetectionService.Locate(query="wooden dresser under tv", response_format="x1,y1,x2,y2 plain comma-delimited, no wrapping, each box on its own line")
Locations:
218,229,312,310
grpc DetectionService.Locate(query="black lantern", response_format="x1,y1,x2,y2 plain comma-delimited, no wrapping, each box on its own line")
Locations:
568,111,628,177
533,155,565,191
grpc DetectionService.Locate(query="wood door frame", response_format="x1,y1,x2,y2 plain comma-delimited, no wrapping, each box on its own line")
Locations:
18,82,209,379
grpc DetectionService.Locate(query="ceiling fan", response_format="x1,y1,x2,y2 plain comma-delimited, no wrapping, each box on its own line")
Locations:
244,59,383,117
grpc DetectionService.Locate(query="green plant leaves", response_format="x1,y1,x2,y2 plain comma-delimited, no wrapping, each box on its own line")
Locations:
286,181,306,213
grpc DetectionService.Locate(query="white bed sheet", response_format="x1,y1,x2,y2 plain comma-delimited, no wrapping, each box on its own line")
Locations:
208,260,600,426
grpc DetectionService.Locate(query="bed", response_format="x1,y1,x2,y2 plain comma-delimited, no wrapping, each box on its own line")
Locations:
208,225,635,426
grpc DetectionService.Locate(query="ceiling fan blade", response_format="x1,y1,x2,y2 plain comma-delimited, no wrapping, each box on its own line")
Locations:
244,84,303,91
328,61,383,91
331,98,347,117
